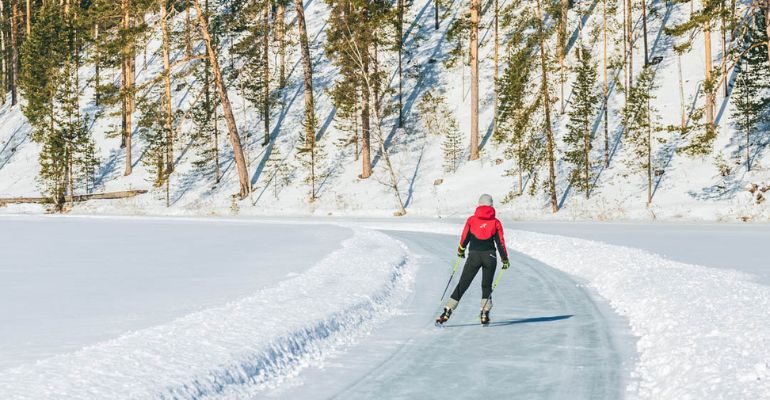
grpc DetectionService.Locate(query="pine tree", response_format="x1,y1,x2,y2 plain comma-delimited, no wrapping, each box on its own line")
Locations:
666,0,725,152
262,143,292,199
731,12,770,172
623,66,660,205
417,91,463,173
442,115,463,173
325,0,392,180
565,44,598,198
19,2,97,209
232,0,270,143
533,0,559,213
496,5,538,196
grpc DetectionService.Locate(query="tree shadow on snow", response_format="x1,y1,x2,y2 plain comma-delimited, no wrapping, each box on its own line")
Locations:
442,314,573,328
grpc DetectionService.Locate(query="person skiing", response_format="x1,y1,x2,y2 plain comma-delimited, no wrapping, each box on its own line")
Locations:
436,194,509,325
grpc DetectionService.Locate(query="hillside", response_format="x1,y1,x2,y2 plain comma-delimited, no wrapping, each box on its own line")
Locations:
0,0,767,222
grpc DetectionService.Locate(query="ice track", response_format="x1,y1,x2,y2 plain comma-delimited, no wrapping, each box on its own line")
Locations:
270,231,631,399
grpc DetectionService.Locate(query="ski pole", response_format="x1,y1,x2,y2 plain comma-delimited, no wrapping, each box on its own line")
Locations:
438,257,462,305
481,266,507,312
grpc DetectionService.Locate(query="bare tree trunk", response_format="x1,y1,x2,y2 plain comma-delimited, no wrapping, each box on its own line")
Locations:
766,5,770,66
360,49,372,179
397,0,403,127
160,0,174,175
350,52,406,214
535,0,559,213
559,0,568,114
0,0,5,106
10,2,18,106
704,14,714,127
641,0,649,65
276,2,286,88
123,0,133,176
193,0,251,198
745,61,750,171
678,51,686,129
493,0,499,138
25,0,30,36
434,0,439,30
185,0,192,57
622,0,627,104
94,23,100,106
721,3,727,97
584,120,590,198
517,141,523,195
294,0,317,200
626,0,633,88
646,99,652,205
262,0,270,146
602,0,608,167
469,0,479,160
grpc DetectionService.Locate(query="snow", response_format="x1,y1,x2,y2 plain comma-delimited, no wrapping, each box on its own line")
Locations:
359,219,770,399
0,0,767,221
2,215,769,398
0,219,415,399
0,216,352,369
511,231,770,399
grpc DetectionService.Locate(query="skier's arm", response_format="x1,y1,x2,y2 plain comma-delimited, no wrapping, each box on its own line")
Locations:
493,220,509,262
459,219,472,251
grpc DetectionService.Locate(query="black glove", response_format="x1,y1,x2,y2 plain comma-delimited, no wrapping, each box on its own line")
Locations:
457,245,466,258
502,260,510,270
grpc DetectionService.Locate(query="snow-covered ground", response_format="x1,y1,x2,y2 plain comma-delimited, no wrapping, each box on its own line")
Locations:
2,216,769,399
0,217,352,369
0,0,767,221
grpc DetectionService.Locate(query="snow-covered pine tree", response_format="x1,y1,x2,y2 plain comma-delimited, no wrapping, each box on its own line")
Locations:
137,87,169,188
666,0,725,154
441,114,463,173
731,11,770,172
565,44,598,198
325,0,392,180
262,143,292,199
533,0,559,213
20,1,95,208
496,5,539,196
416,91,462,172
622,66,660,205
232,0,271,143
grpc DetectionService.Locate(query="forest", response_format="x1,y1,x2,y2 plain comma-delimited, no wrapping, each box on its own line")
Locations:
0,0,768,217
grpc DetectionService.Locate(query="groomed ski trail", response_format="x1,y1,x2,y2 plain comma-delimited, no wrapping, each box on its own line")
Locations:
268,230,631,399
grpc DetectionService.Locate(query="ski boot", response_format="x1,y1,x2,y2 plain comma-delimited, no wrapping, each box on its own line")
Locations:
435,307,452,326
480,310,490,325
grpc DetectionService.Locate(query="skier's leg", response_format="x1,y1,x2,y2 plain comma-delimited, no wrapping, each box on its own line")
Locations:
480,251,497,312
446,252,482,310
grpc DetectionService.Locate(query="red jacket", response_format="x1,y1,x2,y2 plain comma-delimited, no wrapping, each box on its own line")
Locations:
459,206,509,262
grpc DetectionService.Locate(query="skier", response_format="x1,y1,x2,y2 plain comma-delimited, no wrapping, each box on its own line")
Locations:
436,194,509,325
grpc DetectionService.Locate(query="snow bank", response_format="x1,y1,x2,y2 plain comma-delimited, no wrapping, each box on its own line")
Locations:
0,228,414,400
509,231,770,399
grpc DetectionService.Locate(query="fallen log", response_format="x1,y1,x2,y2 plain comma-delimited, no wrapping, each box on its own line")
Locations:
0,190,149,206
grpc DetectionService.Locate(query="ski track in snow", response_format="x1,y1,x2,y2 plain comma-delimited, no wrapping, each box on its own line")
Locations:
0,228,415,400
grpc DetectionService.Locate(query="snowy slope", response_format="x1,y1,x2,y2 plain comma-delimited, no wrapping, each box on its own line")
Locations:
0,0,767,221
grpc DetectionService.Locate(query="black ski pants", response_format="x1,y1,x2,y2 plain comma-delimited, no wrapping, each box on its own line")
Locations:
450,250,497,302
